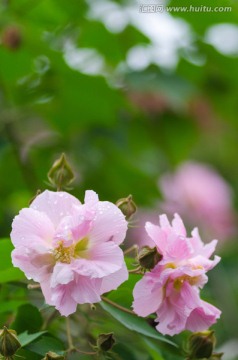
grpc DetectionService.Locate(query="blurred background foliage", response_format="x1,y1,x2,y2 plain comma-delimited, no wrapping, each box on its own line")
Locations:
0,0,238,359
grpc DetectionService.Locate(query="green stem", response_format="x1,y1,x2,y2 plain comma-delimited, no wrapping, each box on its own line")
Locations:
66,317,74,351
74,348,97,355
123,245,138,256
41,309,58,331
128,266,143,274
101,296,135,315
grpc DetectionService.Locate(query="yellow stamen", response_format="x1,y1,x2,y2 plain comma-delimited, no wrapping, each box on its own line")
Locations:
53,238,89,264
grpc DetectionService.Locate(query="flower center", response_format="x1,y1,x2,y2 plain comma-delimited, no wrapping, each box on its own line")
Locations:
173,275,201,291
53,237,89,264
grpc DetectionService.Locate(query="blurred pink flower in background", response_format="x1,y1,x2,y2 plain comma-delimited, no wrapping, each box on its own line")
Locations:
133,214,221,336
159,161,236,241
11,190,128,316
126,210,158,249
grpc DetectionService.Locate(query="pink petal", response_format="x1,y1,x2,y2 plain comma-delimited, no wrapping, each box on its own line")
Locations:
166,234,192,262
201,240,218,258
84,190,99,206
133,273,163,317
180,282,201,309
89,201,127,245
191,228,218,258
11,208,55,247
72,242,124,278
12,247,54,282
145,222,167,254
51,263,75,288
159,214,171,231
100,262,128,294
155,299,187,336
54,213,93,247
40,278,54,306
71,276,102,304
190,255,221,272
172,213,187,236
30,190,81,228
186,300,221,332
190,227,204,252
51,282,78,316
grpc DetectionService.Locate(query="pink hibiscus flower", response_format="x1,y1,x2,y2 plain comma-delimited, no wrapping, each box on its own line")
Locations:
159,161,236,240
11,190,128,316
133,214,221,336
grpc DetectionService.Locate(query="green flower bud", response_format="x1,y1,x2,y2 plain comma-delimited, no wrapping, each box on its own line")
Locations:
42,351,65,360
96,333,115,352
0,326,21,357
48,153,75,190
188,331,216,359
138,246,162,270
116,195,137,220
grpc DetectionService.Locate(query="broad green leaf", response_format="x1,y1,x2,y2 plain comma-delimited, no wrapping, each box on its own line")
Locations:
100,301,177,348
0,239,15,271
18,331,46,347
144,338,184,360
12,304,43,333
17,348,42,360
0,239,24,283
0,300,27,313
107,258,142,308
0,267,25,283
27,336,65,356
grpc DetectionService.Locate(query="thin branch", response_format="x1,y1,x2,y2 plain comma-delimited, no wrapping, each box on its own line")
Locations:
128,266,143,274
123,244,138,256
74,348,97,355
27,283,41,289
66,317,74,351
101,296,135,315
41,309,58,331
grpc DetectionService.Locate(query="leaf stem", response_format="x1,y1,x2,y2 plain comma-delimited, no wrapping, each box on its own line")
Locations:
42,309,58,331
74,348,97,355
128,266,143,274
27,283,41,289
66,317,74,351
101,296,135,315
123,244,138,256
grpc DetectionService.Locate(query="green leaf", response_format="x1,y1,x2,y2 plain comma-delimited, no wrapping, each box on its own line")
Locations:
0,300,27,313
107,260,142,308
0,267,25,283
11,304,43,334
18,331,46,347
100,301,177,348
0,239,15,271
26,336,65,356
0,239,25,283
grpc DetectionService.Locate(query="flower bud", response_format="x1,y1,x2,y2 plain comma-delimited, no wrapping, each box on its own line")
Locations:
96,333,115,352
188,331,216,359
48,153,75,190
116,195,137,220
2,26,22,50
0,326,21,357
138,246,162,270
42,351,65,360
